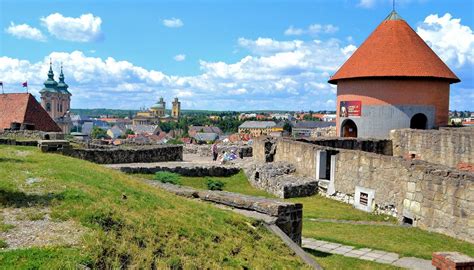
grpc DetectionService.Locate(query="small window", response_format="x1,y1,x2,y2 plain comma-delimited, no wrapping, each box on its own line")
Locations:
359,192,368,206
402,217,413,226
46,103,51,112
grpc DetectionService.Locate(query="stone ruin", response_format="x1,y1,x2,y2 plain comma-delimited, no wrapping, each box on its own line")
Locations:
251,127,474,243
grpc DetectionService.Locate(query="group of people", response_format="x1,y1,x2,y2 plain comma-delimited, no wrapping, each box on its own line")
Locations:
211,142,239,164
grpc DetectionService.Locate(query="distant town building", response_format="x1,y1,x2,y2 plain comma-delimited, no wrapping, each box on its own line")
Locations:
125,124,161,136
329,11,460,139
238,121,276,137
188,125,223,137
193,132,218,144
107,126,124,139
0,93,61,132
39,61,72,133
292,121,336,138
133,97,180,125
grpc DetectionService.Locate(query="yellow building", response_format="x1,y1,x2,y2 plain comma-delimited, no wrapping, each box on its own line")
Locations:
133,97,180,125
172,97,181,118
238,121,276,137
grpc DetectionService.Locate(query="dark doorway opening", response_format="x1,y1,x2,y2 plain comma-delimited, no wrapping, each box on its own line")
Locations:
402,216,413,226
410,113,428,130
341,119,358,138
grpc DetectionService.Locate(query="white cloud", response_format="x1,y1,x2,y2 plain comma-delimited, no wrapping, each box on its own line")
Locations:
5,22,46,42
163,18,183,28
358,0,376,8
174,54,186,61
417,13,474,67
238,37,303,55
41,13,103,42
284,24,339,36
284,26,304,36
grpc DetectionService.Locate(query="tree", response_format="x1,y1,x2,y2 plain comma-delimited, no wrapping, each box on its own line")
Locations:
91,126,108,139
283,122,292,133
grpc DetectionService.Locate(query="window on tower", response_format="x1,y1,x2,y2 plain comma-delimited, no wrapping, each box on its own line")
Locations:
46,103,51,112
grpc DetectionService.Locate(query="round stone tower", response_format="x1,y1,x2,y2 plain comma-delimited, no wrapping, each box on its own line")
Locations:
328,11,460,139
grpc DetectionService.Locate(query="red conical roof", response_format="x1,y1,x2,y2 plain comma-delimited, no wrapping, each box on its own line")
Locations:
328,11,460,84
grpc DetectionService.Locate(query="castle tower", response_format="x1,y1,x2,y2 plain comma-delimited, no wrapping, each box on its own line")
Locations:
40,61,72,133
328,10,459,139
172,97,181,118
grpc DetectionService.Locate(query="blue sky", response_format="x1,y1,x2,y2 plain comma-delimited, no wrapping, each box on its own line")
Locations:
1,0,473,111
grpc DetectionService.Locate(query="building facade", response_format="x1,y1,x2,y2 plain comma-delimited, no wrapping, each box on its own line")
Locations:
133,97,180,125
328,11,460,139
238,121,276,137
40,61,72,133
172,97,181,118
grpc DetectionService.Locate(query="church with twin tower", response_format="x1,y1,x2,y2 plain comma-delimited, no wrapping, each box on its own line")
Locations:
40,61,72,133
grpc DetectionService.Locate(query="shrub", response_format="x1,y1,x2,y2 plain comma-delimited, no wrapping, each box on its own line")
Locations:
154,172,181,185
206,178,225,191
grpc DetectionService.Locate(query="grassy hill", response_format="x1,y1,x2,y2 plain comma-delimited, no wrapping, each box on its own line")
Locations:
0,145,307,269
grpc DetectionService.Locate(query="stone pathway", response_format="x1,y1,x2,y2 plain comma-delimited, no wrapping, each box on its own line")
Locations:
308,218,401,227
302,237,435,270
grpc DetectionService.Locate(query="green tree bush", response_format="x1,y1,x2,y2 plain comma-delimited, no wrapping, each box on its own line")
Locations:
154,172,181,185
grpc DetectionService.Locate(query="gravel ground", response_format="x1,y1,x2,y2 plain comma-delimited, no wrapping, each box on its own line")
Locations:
0,207,87,250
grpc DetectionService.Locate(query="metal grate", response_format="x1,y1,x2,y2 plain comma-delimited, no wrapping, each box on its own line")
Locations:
360,192,368,206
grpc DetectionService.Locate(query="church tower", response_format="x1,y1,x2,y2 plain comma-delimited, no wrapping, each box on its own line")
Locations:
172,97,181,119
40,60,72,133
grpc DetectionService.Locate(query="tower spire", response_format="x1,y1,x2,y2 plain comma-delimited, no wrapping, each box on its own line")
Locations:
393,0,395,11
48,58,54,79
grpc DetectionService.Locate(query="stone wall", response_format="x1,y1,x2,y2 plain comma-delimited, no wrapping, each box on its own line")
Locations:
243,162,318,198
184,144,253,158
146,180,303,245
0,130,64,140
0,138,38,146
333,149,474,243
310,126,336,138
390,128,474,171
297,137,392,155
118,164,240,177
62,145,183,164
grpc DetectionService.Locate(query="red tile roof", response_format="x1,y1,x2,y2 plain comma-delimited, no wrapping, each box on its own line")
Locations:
329,13,460,84
0,93,61,132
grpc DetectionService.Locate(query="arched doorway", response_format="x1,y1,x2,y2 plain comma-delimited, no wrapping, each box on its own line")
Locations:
410,113,428,129
341,119,358,138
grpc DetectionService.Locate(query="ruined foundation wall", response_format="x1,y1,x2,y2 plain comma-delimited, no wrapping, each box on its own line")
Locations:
390,128,474,171
273,139,327,178
62,145,183,164
334,149,474,243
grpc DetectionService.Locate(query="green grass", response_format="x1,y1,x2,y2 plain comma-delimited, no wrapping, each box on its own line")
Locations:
139,171,274,198
137,169,474,261
0,248,85,269
288,196,396,222
305,249,402,270
303,221,474,259
0,145,307,269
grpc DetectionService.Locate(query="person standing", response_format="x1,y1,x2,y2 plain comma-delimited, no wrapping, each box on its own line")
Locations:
211,142,218,161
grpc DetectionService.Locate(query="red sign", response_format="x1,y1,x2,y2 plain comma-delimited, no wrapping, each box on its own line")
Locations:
339,101,362,117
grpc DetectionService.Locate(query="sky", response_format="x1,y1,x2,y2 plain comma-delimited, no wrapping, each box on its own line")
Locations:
0,0,473,111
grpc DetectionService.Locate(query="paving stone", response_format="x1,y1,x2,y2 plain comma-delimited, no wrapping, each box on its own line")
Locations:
392,257,436,270
345,252,363,258
358,248,373,252
348,249,370,256
331,246,354,255
375,257,399,264
377,253,400,263
371,250,388,256
359,255,377,261
319,243,341,250
363,252,386,259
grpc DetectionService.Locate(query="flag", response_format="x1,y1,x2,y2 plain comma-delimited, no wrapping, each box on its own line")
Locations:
22,81,27,87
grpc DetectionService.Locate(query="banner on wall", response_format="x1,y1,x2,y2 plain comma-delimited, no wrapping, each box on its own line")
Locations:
339,101,362,117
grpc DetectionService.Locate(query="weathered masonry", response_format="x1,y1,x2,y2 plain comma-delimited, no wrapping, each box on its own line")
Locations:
252,127,474,243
